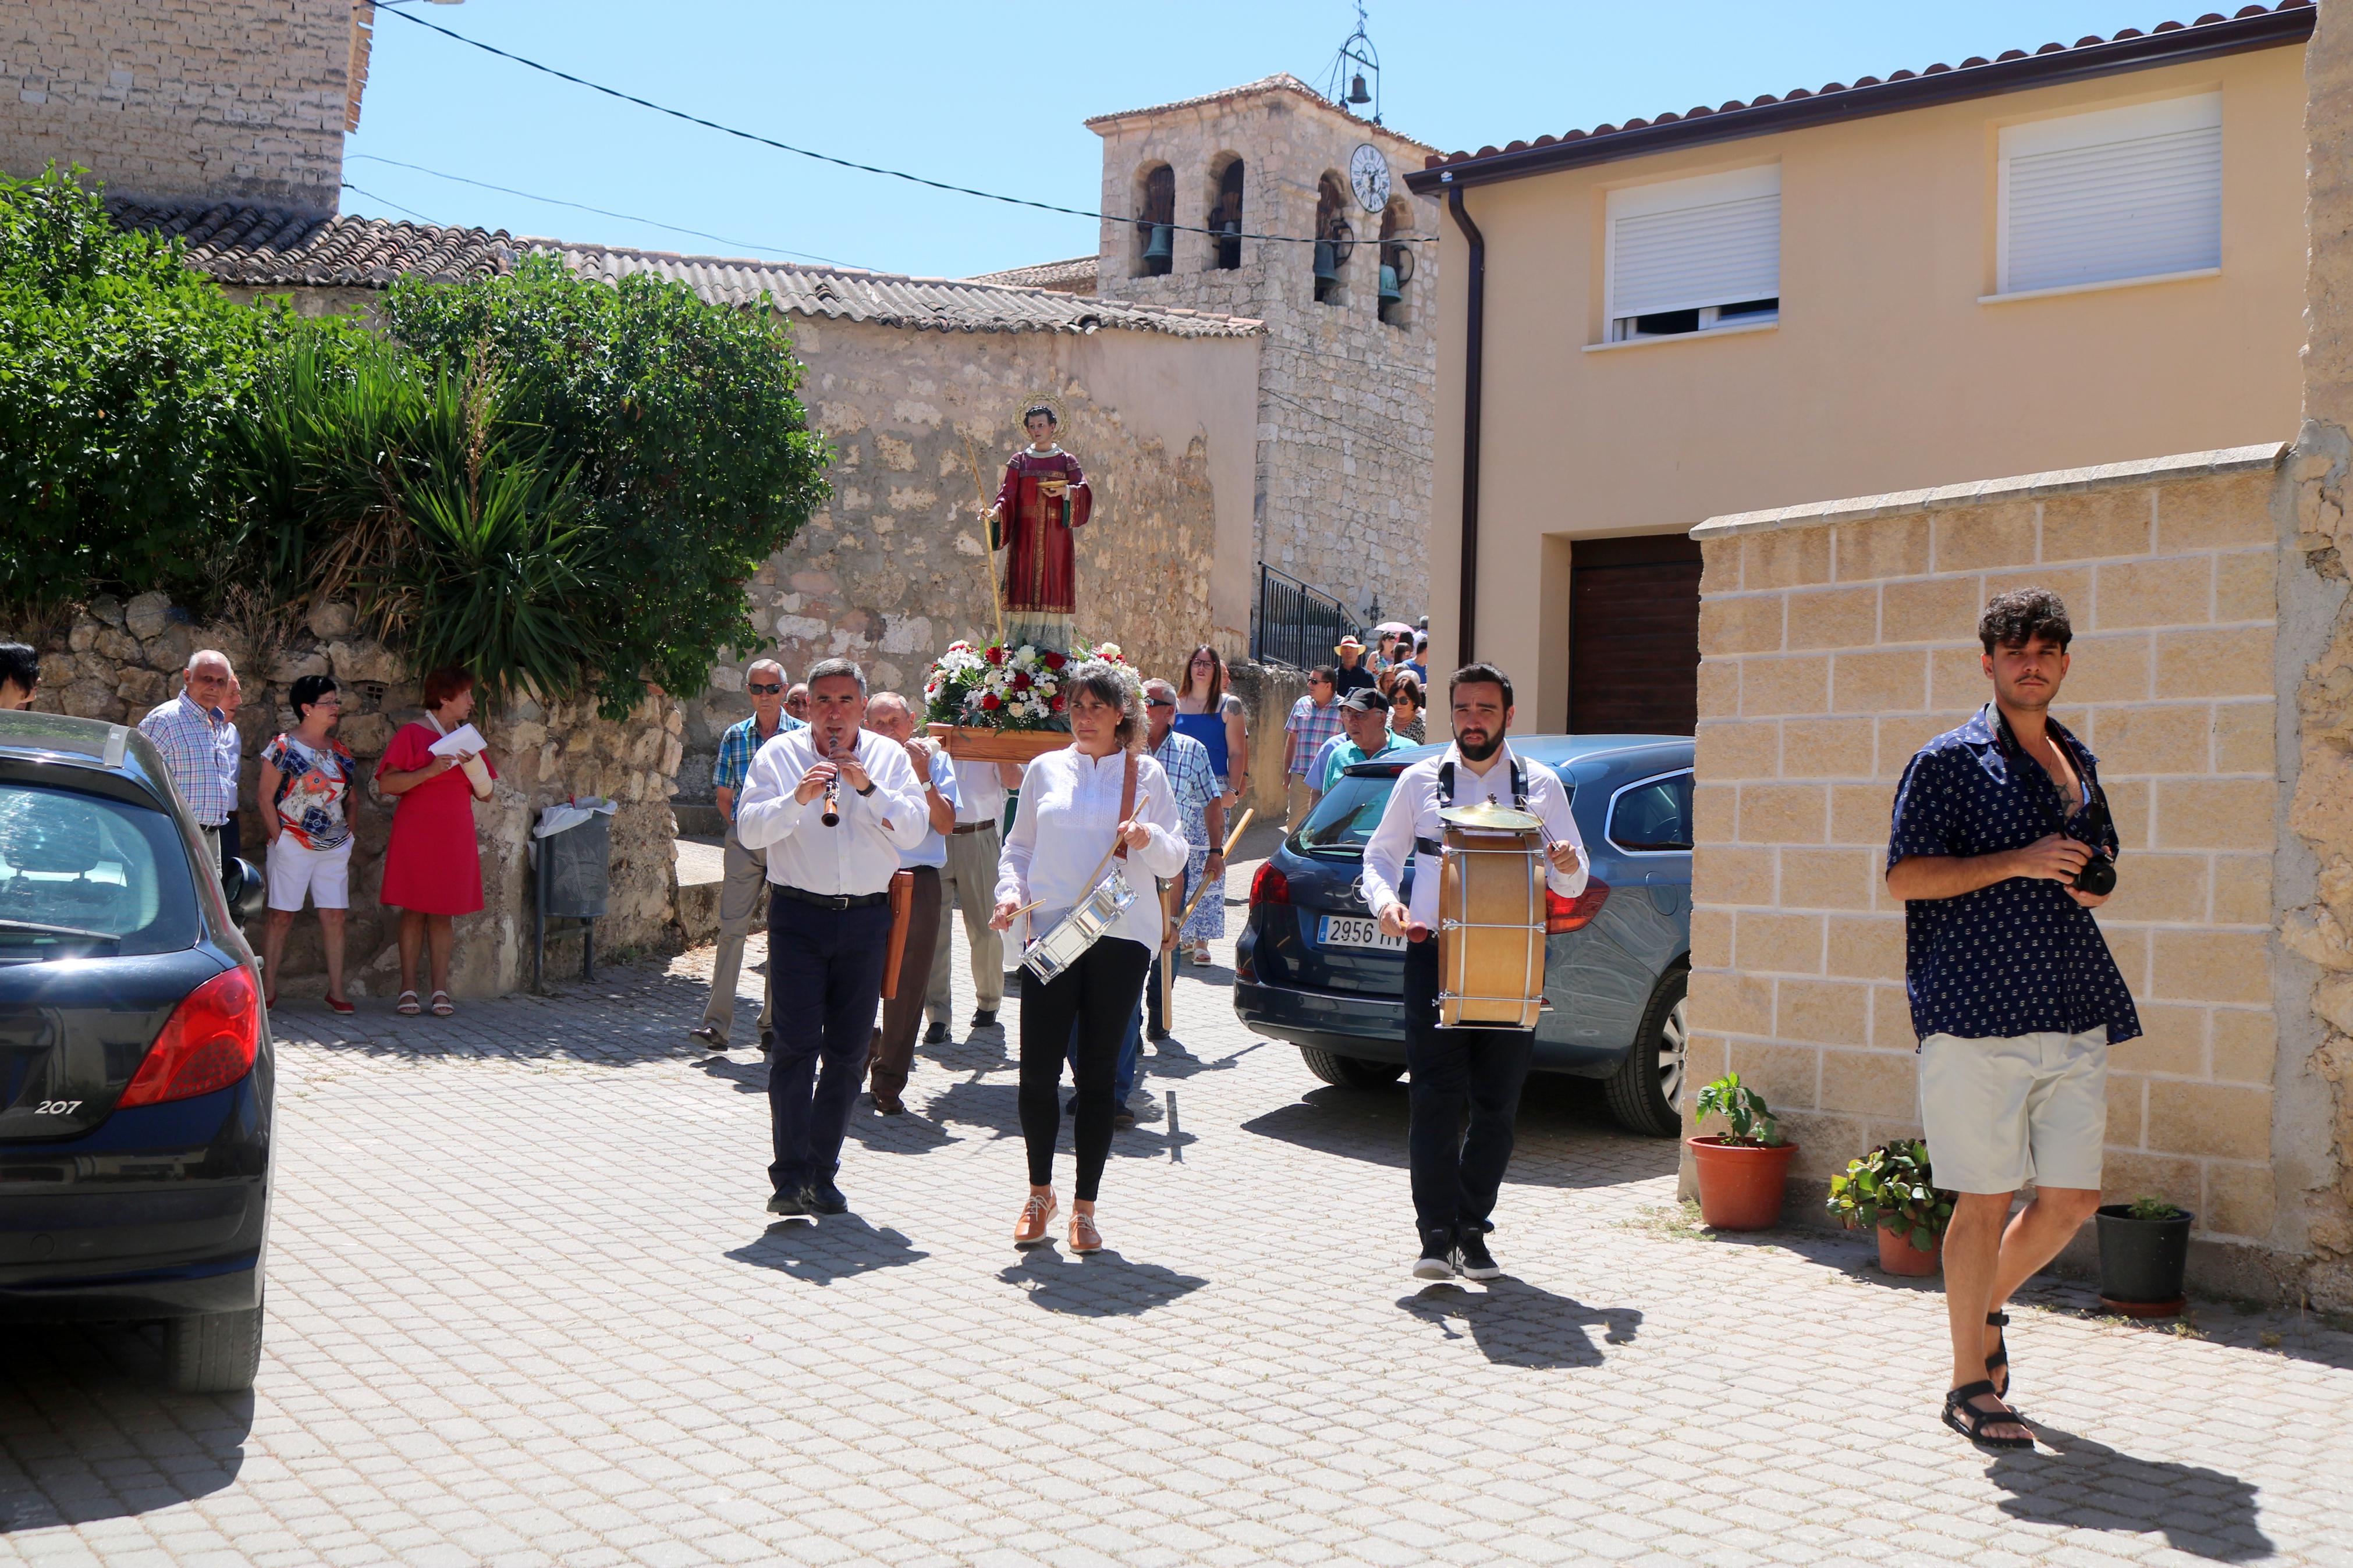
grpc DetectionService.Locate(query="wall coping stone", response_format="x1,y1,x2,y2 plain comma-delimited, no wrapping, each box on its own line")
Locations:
1689,442,2290,541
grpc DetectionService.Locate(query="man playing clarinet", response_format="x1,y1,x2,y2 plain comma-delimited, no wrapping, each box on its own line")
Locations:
982,403,1091,650
734,657,928,1218
1361,663,1588,1282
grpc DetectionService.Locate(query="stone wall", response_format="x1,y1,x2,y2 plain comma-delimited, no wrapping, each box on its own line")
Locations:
0,0,359,212
681,313,1259,801
4,592,682,999
1091,88,1439,626
1685,446,2308,1294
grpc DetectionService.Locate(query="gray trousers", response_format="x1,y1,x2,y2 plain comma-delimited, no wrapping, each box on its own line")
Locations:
926,824,1006,1024
699,827,774,1043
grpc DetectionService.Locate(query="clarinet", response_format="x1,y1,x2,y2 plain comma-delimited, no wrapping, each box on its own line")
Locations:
820,735,842,827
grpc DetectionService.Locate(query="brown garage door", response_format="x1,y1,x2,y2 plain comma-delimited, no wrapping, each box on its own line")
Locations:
1568,534,1703,735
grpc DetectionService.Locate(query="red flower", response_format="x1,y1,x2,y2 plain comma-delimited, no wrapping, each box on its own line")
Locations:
1041,650,1067,671
985,646,1006,665
979,692,1002,710
1050,693,1066,712
1011,671,1034,692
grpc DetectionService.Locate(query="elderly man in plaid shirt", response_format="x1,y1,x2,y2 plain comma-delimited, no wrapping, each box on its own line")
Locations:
138,649,240,881
691,659,805,1052
1282,666,1341,831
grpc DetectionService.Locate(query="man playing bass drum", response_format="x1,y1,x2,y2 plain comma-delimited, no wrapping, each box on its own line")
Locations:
1360,662,1589,1283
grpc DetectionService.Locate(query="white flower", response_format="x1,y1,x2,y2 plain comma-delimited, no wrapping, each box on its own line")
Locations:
1096,642,1122,660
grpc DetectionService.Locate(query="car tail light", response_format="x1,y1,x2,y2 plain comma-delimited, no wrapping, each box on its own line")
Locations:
1546,878,1610,934
116,965,261,1108
1251,863,1290,907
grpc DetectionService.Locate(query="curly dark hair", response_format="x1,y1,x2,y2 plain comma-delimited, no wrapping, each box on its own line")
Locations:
1022,403,1058,428
1978,588,2074,654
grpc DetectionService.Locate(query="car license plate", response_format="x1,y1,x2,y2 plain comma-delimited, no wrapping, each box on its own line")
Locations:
1319,914,1406,951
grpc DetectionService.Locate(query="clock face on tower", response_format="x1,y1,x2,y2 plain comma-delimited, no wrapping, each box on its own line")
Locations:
1349,143,1390,214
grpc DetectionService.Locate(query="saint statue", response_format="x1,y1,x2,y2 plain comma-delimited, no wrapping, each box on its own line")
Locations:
984,403,1091,649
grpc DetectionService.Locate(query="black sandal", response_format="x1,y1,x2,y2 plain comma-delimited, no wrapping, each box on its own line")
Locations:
1943,1379,2033,1450
1985,1310,2011,1399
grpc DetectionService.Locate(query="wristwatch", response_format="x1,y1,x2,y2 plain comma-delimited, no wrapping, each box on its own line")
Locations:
856,780,876,797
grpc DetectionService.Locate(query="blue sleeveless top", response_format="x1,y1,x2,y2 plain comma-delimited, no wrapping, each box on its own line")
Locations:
1171,709,1230,783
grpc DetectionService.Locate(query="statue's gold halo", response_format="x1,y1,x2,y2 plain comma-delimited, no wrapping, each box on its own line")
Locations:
1012,390,1069,433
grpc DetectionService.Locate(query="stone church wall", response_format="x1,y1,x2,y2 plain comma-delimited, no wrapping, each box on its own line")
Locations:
5,593,684,1000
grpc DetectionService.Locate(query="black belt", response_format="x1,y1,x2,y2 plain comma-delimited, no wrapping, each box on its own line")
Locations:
952,822,998,835
775,885,890,909
1415,837,1443,857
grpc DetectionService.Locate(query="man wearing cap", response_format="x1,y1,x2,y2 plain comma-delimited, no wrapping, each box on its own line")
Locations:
1332,637,1377,698
1311,688,1406,809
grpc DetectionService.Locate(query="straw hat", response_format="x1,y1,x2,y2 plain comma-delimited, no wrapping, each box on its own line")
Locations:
1333,635,1368,656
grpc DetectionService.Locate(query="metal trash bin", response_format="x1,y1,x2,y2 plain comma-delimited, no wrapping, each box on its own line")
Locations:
533,801,616,989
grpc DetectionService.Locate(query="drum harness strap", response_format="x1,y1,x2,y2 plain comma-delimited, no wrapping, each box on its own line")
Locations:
1414,755,1531,859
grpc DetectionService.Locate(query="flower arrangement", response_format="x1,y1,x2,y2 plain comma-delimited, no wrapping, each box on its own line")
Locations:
923,639,1128,732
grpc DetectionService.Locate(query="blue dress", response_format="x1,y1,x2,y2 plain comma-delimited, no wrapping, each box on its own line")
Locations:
1171,710,1229,787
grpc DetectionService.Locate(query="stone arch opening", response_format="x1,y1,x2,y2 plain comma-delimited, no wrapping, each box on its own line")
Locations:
1314,171,1353,306
1378,198,1416,329
1207,154,1245,271
1135,162,1176,277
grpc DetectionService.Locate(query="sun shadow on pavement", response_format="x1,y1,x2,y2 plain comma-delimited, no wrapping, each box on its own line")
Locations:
1397,1279,1642,1370
996,1247,1209,1317
726,1215,929,1286
1988,1424,2273,1562
0,1325,253,1531
1240,1087,1678,1190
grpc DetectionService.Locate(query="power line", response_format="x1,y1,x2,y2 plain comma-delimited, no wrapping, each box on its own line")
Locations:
340,180,439,226
346,153,856,268
371,3,1431,248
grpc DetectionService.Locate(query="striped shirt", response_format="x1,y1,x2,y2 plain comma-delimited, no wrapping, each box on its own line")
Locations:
1151,728,1219,849
138,692,237,827
713,711,805,797
1284,695,1343,777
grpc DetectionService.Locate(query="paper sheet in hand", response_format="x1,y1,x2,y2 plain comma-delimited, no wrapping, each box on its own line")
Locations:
427,723,486,758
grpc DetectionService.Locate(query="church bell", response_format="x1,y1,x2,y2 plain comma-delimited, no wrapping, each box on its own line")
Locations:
1347,72,1371,105
1378,264,1401,305
1314,240,1340,285
1141,223,1174,267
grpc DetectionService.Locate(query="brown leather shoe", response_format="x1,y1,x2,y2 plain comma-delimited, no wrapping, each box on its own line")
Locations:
871,1090,905,1116
1014,1191,1056,1247
1069,1210,1103,1255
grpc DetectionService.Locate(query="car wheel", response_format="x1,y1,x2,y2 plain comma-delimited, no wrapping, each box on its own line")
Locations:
164,1291,264,1393
1298,1046,1406,1089
1604,968,1688,1137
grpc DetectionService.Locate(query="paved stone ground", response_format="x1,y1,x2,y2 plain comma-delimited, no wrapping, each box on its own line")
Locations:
5,898,2353,1566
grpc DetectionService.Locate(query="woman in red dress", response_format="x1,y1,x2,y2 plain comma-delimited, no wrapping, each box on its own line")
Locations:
378,666,496,1016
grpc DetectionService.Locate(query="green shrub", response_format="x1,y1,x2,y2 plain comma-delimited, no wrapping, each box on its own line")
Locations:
2127,1194,2187,1223
1692,1071,1784,1148
1825,1139,1954,1250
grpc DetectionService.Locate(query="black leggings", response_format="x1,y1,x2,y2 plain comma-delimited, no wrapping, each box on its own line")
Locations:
1018,936,1151,1200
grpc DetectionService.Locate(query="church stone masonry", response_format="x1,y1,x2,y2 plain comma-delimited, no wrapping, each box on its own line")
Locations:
1083,78,1440,629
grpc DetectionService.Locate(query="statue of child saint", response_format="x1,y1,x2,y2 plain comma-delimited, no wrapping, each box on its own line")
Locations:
983,403,1091,650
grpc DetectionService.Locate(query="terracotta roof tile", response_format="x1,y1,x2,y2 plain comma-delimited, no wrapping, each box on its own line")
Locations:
961,255,1099,293
1087,73,1438,155
108,198,517,285
1421,1,2312,173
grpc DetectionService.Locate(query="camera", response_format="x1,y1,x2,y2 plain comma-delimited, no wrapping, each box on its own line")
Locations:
2071,851,2117,897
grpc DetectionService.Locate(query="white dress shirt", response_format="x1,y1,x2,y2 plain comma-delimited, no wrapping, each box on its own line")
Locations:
888,748,961,870
734,727,928,896
952,755,1008,826
1360,741,1589,932
996,745,1188,954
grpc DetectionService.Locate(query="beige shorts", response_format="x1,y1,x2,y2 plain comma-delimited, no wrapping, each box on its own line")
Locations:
1918,1027,2110,1194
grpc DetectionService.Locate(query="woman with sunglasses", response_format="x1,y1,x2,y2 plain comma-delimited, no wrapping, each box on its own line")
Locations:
1383,669,1428,745
1172,645,1247,965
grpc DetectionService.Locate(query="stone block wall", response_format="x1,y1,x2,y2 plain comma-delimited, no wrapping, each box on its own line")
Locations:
1685,446,2291,1268
4,592,683,998
0,0,359,212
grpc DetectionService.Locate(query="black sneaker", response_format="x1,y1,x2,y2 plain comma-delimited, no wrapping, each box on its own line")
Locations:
1411,1228,1456,1281
922,1021,950,1046
1455,1229,1504,1281
804,1183,849,1215
765,1189,811,1216
758,1030,775,1054
970,1008,998,1029
1146,1027,1169,1044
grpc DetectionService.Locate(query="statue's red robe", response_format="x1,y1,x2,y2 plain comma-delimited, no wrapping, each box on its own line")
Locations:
991,449,1091,615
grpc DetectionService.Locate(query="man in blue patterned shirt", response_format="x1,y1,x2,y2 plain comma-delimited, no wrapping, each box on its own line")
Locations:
1886,588,2136,1452
137,649,240,881
692,659,805,1052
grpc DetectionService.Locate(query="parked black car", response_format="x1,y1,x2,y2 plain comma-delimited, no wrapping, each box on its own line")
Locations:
0,710,273,1392
1234,735,1693,1135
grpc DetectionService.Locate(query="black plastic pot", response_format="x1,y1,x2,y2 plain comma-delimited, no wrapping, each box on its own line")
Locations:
2095,1204,2194,1305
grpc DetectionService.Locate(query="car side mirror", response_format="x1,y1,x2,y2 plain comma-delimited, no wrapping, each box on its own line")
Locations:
223,856,266,928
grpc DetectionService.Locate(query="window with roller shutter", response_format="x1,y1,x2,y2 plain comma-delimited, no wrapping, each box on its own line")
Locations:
1996,93,2223,298
1604,165,1781,343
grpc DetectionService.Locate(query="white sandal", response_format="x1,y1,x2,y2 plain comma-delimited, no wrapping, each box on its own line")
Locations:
396,990,421,1016
430,990,455,1016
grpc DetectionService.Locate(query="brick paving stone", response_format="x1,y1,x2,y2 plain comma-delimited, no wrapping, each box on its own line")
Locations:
5,923,2353,1567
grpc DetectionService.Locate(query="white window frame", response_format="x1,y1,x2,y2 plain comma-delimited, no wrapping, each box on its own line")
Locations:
1993,92,2223,300
1603,164,1782,344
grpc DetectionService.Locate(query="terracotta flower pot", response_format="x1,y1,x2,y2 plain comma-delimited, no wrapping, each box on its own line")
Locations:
1876,1224,1943,1277
1688,1136,1798,1231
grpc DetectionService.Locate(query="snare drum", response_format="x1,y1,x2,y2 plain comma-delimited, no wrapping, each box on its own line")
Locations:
1023,867,1139,983
1436,809,1548,1030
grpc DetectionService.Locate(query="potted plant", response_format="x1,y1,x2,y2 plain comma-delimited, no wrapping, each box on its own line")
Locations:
1825,1139,1953,1277
1688,1071,1797,1231
922,639,1128,762
2095,1194,2194,1318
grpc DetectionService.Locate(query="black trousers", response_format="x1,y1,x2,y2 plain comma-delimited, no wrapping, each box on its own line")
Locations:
1018,936,1151,1200
1403,939,1535,1240
766,892,892,1194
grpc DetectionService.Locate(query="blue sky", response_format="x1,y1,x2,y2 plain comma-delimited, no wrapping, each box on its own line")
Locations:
349,1,2213,280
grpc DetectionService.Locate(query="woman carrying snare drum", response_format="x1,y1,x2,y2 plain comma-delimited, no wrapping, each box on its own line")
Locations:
992,662,1186,1254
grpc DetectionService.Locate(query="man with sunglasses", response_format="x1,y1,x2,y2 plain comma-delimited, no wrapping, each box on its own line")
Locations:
692,659,806,1052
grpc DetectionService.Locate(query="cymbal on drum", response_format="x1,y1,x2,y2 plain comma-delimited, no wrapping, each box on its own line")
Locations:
1438,801,1543,833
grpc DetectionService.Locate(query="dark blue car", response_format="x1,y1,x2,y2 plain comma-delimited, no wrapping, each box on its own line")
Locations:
0,710,274,1392
1234,735,1693,1135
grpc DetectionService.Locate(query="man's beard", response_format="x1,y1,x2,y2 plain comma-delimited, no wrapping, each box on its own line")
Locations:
1456,728,1503,763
